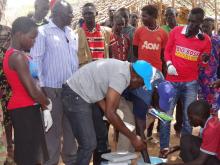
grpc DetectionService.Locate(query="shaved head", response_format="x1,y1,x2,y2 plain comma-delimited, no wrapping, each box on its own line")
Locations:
52,0,73,26
52,0,71,16
34,0,49,8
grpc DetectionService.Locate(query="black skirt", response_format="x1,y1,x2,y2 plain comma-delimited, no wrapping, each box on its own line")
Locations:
9,105,49,165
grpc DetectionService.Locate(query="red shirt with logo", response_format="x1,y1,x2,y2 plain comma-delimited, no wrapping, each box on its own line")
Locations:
200,116,220,160
165,26,211,82
133,26,168,71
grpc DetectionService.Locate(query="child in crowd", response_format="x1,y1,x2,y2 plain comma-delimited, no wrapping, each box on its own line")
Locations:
159,100,220,165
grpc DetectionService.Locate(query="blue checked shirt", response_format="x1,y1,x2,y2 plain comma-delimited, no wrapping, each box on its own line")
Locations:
30,20,79,88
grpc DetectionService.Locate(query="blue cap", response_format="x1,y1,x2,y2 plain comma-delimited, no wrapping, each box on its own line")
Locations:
158,81,176,112
132,60,153,90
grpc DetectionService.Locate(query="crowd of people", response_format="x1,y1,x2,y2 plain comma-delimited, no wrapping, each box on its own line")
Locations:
0,0,220,165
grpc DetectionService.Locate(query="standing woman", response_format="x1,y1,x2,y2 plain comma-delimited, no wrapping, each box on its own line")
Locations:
3,17,53,165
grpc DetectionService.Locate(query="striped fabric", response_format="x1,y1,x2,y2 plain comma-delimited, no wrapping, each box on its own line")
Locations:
82,23,105,59
30,20,79,88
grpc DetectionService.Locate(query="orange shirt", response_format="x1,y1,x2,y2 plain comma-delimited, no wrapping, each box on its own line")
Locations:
133,26,168,71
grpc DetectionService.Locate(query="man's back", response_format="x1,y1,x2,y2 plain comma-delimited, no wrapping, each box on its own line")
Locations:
67,59,131,103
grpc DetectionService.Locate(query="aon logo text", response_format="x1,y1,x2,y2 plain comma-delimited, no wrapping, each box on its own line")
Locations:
142,41,159,50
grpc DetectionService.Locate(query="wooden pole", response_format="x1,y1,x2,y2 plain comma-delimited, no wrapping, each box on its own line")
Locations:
191,0,197,8
159,0,163,25
172,0,175,7
202,0,205,8
215,0,218,34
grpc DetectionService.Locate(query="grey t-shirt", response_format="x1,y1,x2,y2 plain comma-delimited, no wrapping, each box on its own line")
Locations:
67,59,131,103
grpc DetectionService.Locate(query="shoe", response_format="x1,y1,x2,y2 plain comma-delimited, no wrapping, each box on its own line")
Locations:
169,145,180,154
93,149,111,165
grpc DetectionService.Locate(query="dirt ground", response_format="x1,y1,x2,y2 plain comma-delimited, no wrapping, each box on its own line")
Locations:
1,115,199,165
105,122,184,165
90,117,200,165
59,124,184,165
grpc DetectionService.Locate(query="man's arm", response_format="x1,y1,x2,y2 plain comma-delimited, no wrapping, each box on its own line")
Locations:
212,79,220,88
161,48,167,76
199,36,211,67
96,99,106,112
99,87,148,151
30,28,46,85
132,28,139,59
133,45,138,59
164,29,175,62
164,29,179,75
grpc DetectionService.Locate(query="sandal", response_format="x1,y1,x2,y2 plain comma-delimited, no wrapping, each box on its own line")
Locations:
159,146,180,158
159,148,169,158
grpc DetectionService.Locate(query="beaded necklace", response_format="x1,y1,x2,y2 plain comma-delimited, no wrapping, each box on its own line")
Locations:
113,33,127,61
145,25,159,32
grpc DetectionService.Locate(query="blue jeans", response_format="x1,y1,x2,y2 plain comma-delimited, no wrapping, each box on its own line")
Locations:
160,80,198,149
61,84,97,165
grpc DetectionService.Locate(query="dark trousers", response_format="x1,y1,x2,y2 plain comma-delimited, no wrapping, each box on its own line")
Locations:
180,135,220,165
92,104,108,153
92,104,109,165
174,99,183,133
62,84,97,165
43,87,77,165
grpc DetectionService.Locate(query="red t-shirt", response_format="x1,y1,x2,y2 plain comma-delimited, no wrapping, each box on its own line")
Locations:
165,26,211,82
200,116,220,160
133,26,168,71
3,48,35,110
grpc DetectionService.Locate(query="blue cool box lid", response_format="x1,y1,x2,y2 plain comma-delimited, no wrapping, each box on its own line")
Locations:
137,156,167,165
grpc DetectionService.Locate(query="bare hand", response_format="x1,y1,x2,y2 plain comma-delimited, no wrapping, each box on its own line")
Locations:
131,135,148,151
201,53,210,63
211,79,220,88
